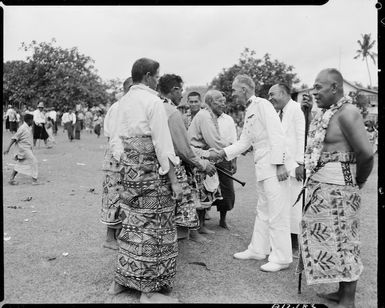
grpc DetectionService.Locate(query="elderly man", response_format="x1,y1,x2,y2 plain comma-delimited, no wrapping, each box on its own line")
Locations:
297,69,373,308
188,90,227,235
108,58,182,303
268,83,305,257
158,74,217,243
213,75,292,272
100,77,133,250
212,95,238,229
33,102,49,147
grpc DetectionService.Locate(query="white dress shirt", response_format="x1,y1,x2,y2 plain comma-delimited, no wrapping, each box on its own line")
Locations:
33,109,46,124
218,112,237,146
111,84,179,175
224,95,286,181
48,110,57,121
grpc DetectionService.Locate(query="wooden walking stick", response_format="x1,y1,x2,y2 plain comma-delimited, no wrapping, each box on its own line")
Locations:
298,97,311,295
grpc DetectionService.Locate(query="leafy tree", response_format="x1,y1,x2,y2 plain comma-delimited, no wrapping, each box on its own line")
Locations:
354,33,377,88
3,39,115,110
210,48,300,112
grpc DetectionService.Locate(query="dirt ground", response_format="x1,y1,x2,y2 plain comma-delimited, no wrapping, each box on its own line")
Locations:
2,127,378,306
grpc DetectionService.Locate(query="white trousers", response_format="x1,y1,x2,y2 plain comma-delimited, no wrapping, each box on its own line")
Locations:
288,176,303,235
248,175,292,264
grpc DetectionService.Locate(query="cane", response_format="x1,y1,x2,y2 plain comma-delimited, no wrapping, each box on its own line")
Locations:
298,100,311,295
216,166,246,187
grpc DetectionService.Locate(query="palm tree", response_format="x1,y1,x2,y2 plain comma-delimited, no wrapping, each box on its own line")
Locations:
354,33,377,88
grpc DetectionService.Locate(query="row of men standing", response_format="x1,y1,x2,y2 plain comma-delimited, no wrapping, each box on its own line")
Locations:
98,57,308,303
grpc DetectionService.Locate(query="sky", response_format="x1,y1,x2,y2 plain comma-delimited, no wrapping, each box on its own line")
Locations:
2,1,379,89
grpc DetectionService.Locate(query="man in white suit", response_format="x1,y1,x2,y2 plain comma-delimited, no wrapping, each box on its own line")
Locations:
212,75,292,272
268,84,305,257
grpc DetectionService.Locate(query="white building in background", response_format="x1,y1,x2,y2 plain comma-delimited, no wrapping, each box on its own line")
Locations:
292,79,378,122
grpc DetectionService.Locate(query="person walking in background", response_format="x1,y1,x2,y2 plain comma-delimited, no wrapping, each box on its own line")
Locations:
74,111,82,140
93,110,103,137
45,116,56,147
62,108,76,141
6,104,18,133
47,107,58,136
33,102,49,148
85,108,93,133
77,108,85,131
3,113,39,185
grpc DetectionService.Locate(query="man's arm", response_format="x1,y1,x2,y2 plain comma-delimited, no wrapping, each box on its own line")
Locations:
294,105,306,181
339,105,374,188
260,99,288,181
3,139,16,154
222,110,254,161
168,111,213,173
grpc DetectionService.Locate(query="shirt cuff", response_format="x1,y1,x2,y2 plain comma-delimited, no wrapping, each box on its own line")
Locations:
270,149,286,165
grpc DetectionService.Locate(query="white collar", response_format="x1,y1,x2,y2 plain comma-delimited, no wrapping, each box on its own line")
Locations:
131,83,159,96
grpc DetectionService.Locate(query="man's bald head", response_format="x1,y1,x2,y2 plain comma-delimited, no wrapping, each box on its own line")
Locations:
316,68,344,93
313,68,344,108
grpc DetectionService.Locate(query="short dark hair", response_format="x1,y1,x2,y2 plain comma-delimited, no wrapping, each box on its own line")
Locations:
158,74,183,95
187,91,201,100
131,58,160,83
277,83,291,95
24,113,33,121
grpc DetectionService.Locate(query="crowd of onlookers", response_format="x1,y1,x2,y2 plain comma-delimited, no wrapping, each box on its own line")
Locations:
3,103,107,141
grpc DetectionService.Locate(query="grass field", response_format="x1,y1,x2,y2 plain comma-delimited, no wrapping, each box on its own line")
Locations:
2,128,378,306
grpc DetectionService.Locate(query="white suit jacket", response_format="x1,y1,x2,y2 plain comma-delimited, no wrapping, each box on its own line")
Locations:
224,96,286,182
280,99,305,176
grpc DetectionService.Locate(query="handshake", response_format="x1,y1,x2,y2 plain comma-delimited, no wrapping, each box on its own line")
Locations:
208,148,226,163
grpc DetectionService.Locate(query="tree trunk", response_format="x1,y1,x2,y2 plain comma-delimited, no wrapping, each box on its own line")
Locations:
365,57,372,88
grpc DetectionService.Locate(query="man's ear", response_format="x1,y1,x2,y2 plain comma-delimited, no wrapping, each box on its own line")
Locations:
331,82,338,94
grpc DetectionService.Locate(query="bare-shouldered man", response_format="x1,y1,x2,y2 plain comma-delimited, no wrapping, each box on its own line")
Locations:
298,68,373,308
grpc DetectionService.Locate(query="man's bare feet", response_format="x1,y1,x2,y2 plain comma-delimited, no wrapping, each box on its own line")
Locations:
107,281,126,295
8,179,18,185
198,226,215,234
189,230,210,243
140,292,179,303
317,291,340,302
219,220,230,229
103,240,119,250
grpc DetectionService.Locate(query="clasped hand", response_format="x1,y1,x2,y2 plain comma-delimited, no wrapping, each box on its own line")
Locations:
208,148,224,162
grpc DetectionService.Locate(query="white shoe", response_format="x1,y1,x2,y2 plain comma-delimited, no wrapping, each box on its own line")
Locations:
233,250,266,260
260,262,290,272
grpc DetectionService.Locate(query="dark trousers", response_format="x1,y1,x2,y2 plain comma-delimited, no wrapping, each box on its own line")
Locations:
212,160,235,212
64,122,74,140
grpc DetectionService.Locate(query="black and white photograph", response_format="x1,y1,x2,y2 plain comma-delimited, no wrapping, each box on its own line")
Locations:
2,1,379,306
